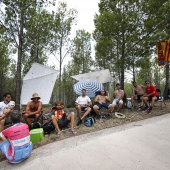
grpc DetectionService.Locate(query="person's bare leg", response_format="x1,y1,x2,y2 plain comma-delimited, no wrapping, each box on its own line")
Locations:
25,117,32,125
143,97,149,106
151,97,157,107
67,112,75,131
0,119,5,132
51,115,60,134
117,103,123,112
81,107,91,120
107,104,114,114
3,109,11,117
34,113,42,122
76,105,82,119
93,105,101,116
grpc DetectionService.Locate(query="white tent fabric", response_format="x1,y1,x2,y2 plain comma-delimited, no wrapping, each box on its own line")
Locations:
20,63,59,105
71,69,112,83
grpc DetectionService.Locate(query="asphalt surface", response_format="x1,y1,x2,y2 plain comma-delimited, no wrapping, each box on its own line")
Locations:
0,114,170,170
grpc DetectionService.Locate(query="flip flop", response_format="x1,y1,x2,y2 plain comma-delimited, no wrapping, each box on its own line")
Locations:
56,133,60,137
70,130,77,135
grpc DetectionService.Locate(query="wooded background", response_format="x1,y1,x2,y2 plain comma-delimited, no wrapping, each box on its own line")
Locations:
0,0,170,109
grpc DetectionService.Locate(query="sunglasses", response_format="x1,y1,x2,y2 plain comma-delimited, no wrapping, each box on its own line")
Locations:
145,82,150,84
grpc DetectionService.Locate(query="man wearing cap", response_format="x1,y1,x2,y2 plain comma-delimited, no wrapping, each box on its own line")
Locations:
0,93,15,132
139,81,159,113
24,93,42,125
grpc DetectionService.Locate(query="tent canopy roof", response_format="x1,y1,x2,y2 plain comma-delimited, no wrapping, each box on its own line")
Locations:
21,63,59,105
71,69,112,83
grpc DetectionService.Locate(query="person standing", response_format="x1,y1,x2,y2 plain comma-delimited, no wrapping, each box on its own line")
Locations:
0,93,15,132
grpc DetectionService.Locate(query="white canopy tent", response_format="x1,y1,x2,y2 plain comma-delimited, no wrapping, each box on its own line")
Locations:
71,69,112,83
20,63,59,105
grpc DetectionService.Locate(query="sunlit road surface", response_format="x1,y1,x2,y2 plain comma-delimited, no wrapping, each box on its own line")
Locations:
0,113,170,170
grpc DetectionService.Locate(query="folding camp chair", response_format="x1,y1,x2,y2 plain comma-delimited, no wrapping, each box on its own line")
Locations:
155,89,166,109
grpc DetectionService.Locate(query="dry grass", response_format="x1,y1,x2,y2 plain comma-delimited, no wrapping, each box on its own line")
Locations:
0,100,169,162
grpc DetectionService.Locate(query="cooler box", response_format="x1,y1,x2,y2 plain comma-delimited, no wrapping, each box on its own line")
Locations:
30,128,44,143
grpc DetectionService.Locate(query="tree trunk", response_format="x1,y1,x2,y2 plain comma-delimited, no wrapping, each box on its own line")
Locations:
59,44,62,101
132,64,135,82
15,12,24,111
120,33,125,90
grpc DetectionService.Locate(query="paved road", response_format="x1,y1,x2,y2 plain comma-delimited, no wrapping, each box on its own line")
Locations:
0,114,170,170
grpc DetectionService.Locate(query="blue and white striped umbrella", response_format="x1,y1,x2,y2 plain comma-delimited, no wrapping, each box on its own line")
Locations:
73,79,104,97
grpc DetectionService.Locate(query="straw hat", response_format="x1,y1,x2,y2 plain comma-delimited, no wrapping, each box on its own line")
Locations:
31,93,41,100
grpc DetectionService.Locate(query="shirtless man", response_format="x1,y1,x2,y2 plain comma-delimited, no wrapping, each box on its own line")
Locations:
131,81,145,107
112,83,125,112
0,93,15,132
93,90,114,119
24,93,42,125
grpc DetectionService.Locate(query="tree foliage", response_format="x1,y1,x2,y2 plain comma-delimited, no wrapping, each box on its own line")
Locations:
49,2,77,100
93,0,170,90
71,29,93,74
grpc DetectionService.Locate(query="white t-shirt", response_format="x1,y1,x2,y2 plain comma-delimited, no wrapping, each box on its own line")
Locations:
75,96,91,105
0,101,15,115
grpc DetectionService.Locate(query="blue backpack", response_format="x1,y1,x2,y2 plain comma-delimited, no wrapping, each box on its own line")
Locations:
84,117,96,127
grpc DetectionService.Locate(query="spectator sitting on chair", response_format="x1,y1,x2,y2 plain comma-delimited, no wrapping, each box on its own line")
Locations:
0,110,32,164
0,93,15,132
24,93,42,126
139,80,159,113
75,89,92,126
131,81,145,108
50,101,77,137
93,89,114,119
112,83,125,112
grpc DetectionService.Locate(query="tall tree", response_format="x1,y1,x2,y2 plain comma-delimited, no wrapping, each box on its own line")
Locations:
93,0,149,89
141,0,170,99
0,0,44,109
0,38,10,99
94,0,170,90
71,29,93,74
22,8,53,75
50,2,77,100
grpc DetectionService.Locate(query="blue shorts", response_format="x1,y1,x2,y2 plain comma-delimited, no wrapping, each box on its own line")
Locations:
96,103,110,110
0,140,32,163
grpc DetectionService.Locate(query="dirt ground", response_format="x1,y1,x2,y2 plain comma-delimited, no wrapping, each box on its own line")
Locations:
0,100,169,162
